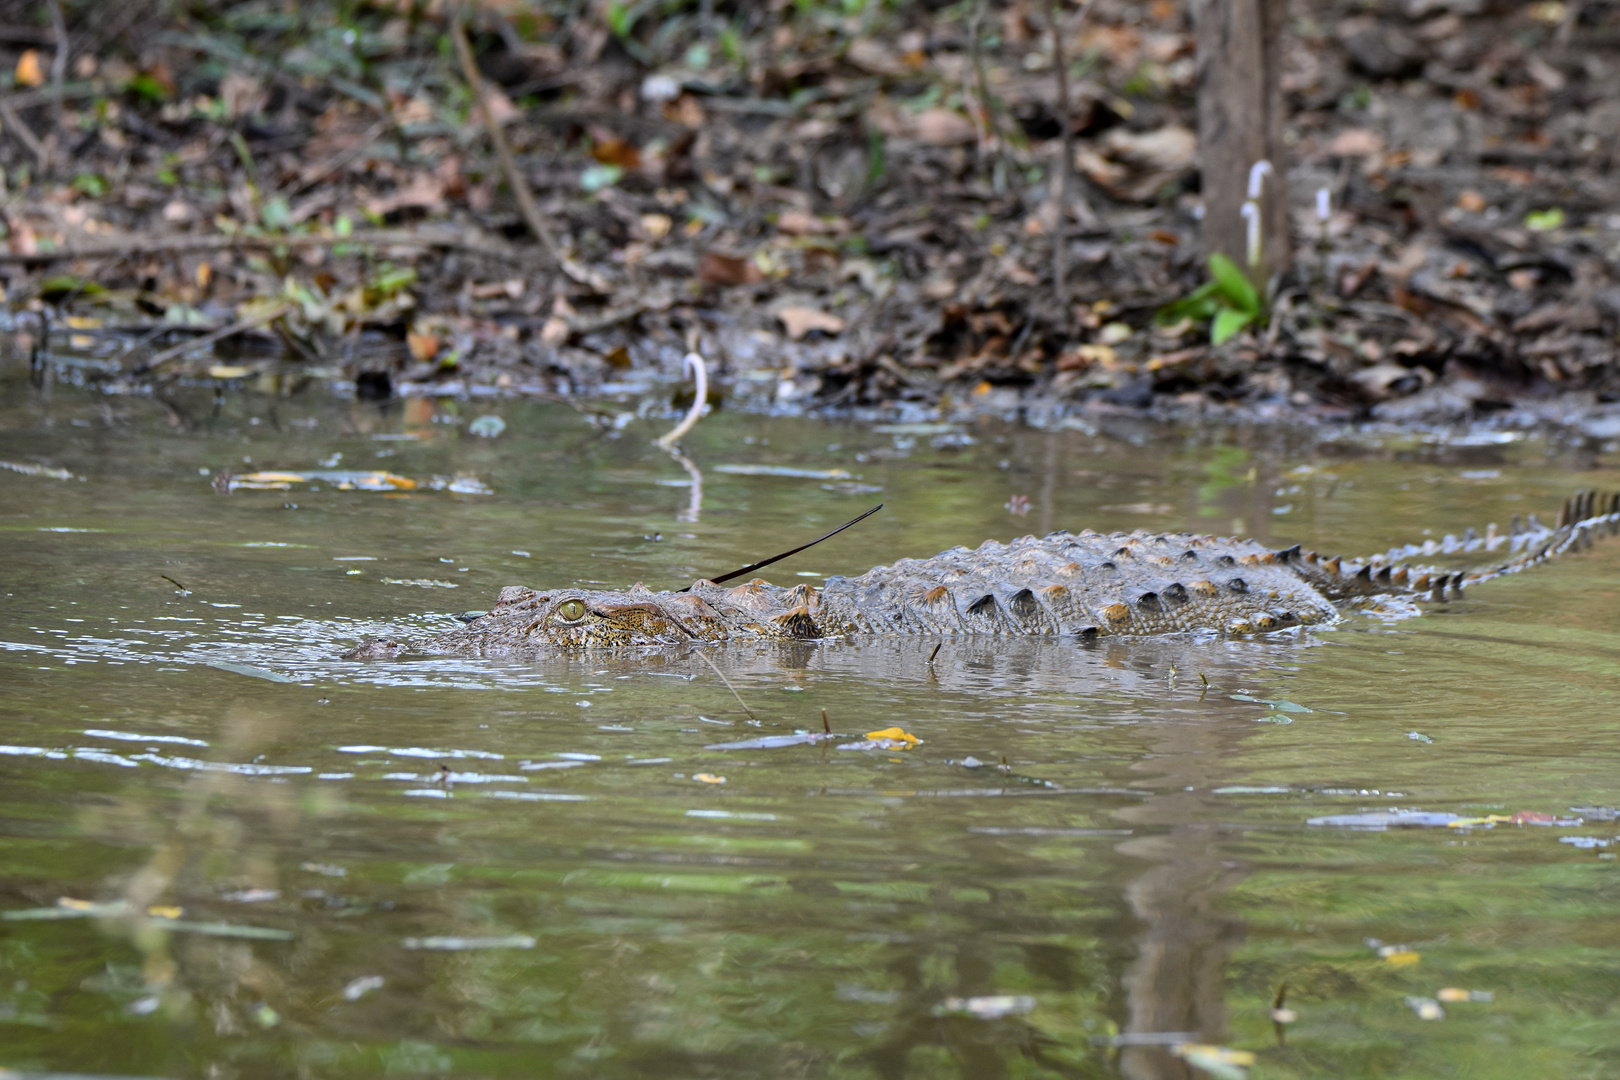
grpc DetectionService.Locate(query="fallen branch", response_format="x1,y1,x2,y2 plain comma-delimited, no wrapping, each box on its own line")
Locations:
131,303,292,375
0,97,49,170
655,352,709,451
449,6,607,291
0,227,525,264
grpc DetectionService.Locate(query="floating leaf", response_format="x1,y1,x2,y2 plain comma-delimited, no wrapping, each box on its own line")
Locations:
1173,1043,1255,1080
693,773,727,784
864,727,919,749
402,935,535,950
1437,988,1494,1003
934,995,1036,1019
468,415,506,438
1405,995,1445,1020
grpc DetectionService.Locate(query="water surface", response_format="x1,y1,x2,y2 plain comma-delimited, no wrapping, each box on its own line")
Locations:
2,383,1617,1079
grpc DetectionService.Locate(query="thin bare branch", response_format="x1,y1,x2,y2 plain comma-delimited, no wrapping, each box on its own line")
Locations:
449,10,559,260
0,227,525,264
131,303,292,375
0,98,49,171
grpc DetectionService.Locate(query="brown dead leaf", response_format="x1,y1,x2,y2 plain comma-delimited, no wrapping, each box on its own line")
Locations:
364,173,446,217
663,94,704,128
698,252,763,287
1104,125,1197,172
1455,190,1487,213
846,38,909,76
407,331,441,362
776,210,846,236
141,61,176,99
539,317,570,346
915,108,978,146
14,49,43,88
1079,125,1196,201
603,345,632,369
219,73,265,120
638,213,673,240
1328,128,1384,157
777,306,846,340
590,129,641,170
482,86,518,126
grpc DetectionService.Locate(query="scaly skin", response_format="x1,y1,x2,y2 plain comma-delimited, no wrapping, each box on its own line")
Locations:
341,491,1620,658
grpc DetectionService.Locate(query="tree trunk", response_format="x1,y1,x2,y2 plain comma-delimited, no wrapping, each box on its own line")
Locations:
1194,0,1290,288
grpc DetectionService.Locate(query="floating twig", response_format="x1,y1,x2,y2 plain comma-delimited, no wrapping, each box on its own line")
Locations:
132,303,292,375
927,642,942,666
655,352,709,451
821,709,831,735
160,574,190,596
693,648,753,720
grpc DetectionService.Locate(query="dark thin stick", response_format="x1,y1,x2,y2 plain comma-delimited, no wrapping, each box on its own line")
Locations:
47,0,66,146
160,574,190,595
1046,0,1074,327
693,648,753,719
821,709,830,735
967,0,1010,183
927,642,942,666
682,504,883,590
0,97,48,169
132,303,291,375
449,8,560,265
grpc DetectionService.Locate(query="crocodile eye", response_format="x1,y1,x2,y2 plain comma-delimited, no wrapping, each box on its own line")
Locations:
555,599,587,622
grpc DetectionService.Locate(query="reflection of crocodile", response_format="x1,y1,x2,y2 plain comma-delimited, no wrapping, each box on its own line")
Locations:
344,492,1618,657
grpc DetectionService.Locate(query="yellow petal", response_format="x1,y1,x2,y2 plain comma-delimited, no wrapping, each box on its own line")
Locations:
693,773,726,784
864,727,920,748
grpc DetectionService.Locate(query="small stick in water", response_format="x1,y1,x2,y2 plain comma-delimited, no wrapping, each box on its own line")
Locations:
160,575,190,595
821,709,830,736
927,642,942,666
693,648,753,719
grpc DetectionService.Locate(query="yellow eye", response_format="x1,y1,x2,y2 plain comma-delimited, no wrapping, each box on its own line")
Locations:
556,599,587,622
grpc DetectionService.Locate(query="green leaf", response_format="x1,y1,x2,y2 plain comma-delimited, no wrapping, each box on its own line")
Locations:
1211,307,1255,346
1156,281,1221,324
1524,207,1565,232
1208,253,1260,314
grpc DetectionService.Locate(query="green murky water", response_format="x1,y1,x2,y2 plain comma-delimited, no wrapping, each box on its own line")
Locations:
2,381,1618,1080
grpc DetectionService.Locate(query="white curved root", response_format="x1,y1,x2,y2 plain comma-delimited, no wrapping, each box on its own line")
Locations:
655,352,709,451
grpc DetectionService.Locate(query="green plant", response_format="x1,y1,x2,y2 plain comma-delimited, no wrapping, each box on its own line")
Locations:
1156,253,1263,346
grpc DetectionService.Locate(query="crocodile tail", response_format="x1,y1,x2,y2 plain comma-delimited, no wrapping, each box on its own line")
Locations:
1283,491,1620,602
1460,490,1620,588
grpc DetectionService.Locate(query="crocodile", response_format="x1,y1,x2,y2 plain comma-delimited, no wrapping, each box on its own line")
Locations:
342,491,1620,658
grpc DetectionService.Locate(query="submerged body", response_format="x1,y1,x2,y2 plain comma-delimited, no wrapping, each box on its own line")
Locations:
343,492,1619,658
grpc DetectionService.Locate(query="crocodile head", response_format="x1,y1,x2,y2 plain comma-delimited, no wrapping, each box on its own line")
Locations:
457,584,727,649
340,584,744,658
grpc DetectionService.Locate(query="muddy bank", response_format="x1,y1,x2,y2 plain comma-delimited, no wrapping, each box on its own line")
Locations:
0,0,1617,428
